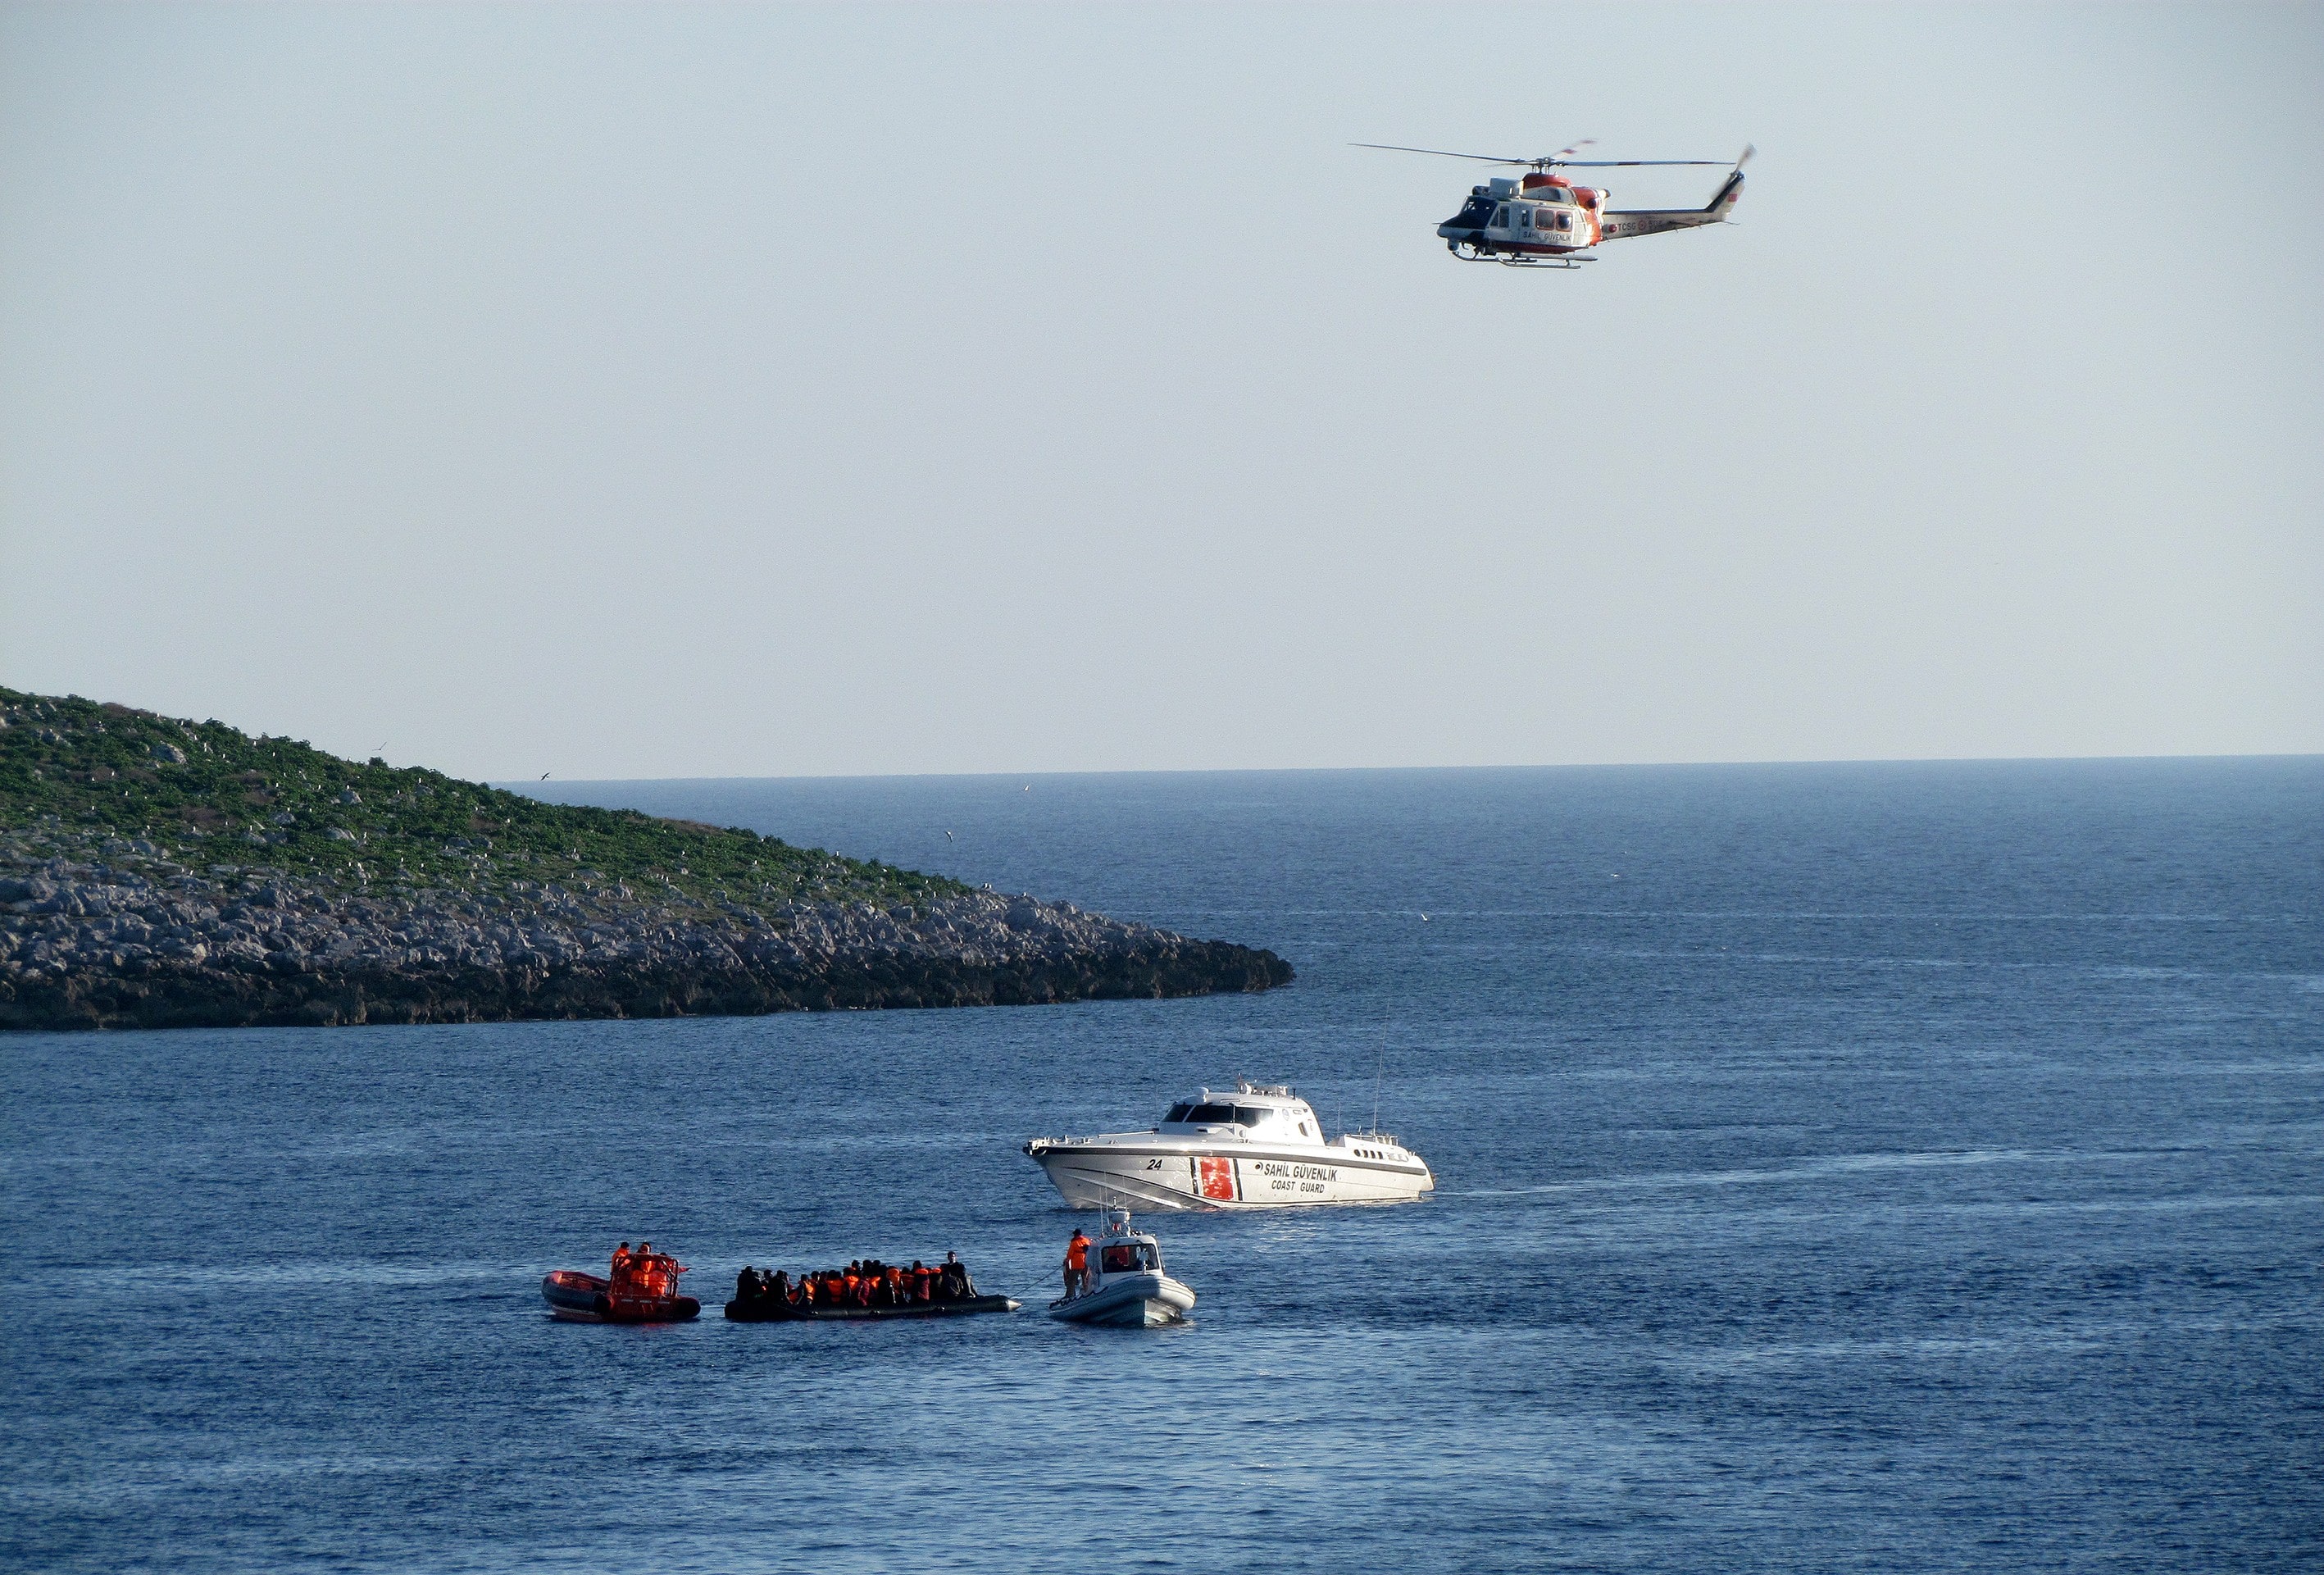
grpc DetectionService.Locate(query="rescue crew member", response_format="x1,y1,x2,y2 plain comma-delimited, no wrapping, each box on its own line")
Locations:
1063,1229,1091,1298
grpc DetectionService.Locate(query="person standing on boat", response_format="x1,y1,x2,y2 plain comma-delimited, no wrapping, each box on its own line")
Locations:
1062,1230,1091,1299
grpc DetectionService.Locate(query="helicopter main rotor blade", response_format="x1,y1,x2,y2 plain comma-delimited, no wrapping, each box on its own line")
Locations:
1556,158,1729,167
1349,142,1538,165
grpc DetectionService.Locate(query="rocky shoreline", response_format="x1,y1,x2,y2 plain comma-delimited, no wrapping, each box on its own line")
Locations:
0,831,1291,1031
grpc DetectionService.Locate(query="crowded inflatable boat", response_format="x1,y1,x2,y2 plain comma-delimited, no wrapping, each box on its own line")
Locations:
725,1251,1017,1321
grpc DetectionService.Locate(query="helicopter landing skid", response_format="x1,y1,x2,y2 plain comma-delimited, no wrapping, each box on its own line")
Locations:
1447,239,1593,268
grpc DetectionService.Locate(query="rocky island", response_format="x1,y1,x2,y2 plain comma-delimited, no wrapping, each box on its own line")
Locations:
0,689,1290,1031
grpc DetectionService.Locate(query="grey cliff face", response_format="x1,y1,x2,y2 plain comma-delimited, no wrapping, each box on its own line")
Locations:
0,830,1291,1031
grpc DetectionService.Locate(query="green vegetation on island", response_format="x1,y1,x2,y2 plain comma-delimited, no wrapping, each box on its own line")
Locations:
1,688,1291,1031
0,686,965,916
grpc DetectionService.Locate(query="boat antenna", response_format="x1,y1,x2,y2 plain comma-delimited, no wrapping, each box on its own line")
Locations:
1371,1038,1388,1135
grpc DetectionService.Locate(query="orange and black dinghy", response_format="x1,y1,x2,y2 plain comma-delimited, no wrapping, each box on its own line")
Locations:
543,1245,701,1323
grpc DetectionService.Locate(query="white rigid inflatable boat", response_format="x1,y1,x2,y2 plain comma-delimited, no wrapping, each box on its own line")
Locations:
1024,1080,1435,1210
1048,1210,1196,1327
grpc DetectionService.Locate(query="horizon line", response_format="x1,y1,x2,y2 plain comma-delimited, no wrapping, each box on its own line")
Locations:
489,750,2324,788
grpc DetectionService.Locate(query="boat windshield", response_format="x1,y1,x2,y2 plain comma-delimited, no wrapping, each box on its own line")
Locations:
1169,1101,1276,1127
1100,1242,1157,1273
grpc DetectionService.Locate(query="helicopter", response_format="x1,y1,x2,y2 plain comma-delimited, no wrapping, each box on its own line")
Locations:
1355,139,1753,267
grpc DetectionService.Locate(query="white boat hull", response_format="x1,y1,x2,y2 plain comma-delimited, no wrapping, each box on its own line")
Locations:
1048,1271,1196,1327
1030,1144,1435,1210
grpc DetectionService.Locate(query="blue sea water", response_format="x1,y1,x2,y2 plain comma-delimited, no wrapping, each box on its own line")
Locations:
4,759,2321,1573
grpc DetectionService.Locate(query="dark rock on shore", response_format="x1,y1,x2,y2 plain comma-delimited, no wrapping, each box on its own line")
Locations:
0,833,1291,1031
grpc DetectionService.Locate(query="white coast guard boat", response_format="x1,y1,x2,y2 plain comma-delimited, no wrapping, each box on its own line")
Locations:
1048,1209,1196,1327
1023,1080,1435,1210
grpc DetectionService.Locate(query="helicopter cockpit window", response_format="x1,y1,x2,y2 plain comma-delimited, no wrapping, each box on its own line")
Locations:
1449,196,1494,229
1492,205,1509,227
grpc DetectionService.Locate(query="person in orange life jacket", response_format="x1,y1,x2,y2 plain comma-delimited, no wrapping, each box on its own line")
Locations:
611,1242,634,1289
1062,1230,1091,1298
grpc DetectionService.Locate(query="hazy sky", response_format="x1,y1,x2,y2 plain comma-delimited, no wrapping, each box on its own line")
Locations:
3,2,2318,779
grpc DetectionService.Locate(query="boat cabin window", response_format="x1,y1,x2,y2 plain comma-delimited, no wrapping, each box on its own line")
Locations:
1232,1105,1272,1127
1100,1242,1157,1274
1164,1102,1194,1122
1185,1102,1237,1123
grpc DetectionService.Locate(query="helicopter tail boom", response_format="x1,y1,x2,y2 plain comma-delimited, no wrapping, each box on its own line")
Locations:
1597,164,1744,243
